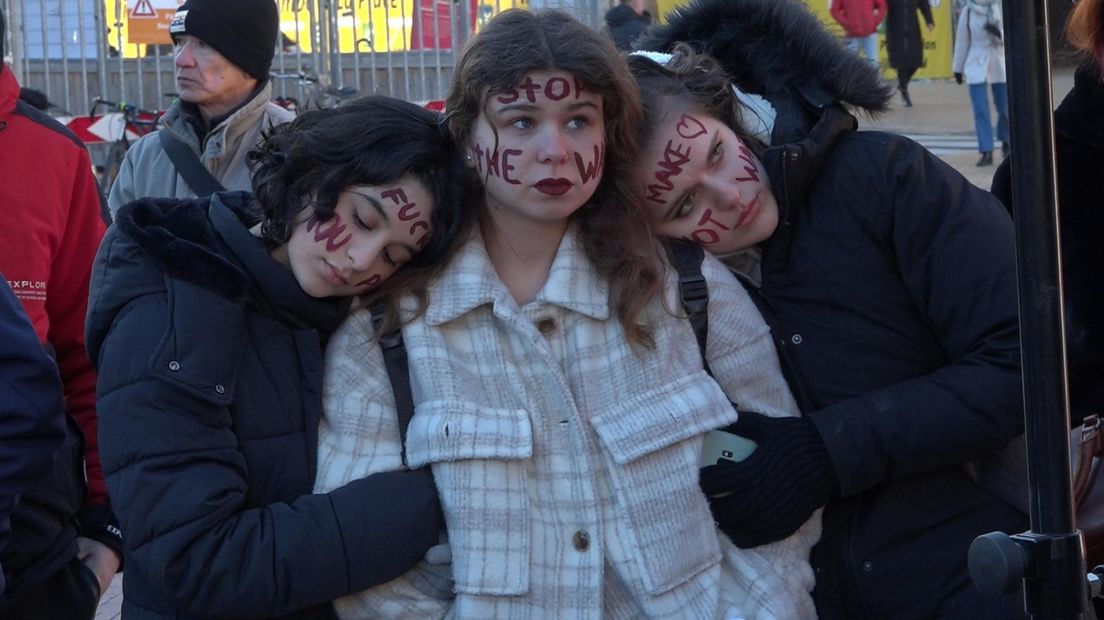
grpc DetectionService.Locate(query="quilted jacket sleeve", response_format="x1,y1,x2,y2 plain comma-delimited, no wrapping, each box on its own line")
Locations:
88,230,441,617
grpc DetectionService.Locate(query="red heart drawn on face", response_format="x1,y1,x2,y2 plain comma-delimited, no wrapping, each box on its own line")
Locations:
676,114,707,140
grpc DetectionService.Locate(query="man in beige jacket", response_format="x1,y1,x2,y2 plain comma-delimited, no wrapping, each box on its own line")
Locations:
107,0,294,217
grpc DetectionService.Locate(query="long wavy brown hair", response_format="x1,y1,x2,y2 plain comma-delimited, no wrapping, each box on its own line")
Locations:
444,9,663,347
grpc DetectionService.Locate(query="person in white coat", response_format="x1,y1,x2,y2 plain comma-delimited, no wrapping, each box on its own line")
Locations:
314,8,821,620
952,0,1009,166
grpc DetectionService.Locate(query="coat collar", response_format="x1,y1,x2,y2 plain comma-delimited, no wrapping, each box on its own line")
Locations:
1056,61,1104,150
425,226,611,326
208,193,350,332
159,80,280,152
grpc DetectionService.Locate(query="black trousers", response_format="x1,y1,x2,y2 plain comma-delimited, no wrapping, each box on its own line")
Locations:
5,556,101,620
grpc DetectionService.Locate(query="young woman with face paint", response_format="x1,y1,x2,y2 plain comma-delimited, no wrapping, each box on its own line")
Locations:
628,22,1027,617
83,96,471,619
316,9,819,620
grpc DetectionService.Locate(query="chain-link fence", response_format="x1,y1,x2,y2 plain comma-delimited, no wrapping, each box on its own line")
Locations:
2,0,606,115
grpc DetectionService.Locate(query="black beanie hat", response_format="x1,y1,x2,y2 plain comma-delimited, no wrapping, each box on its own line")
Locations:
169,0,278,80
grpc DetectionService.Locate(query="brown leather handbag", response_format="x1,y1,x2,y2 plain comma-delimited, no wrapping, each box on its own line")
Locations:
1073,414,1104,568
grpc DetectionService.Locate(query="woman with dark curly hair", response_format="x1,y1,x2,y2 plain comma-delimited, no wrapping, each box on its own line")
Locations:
84,96,472,620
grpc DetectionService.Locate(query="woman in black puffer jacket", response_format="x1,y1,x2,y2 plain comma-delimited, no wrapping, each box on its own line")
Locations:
85,96,473,620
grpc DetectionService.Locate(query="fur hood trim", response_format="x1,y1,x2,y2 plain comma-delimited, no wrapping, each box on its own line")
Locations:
636,0,894,115
113,193,256,302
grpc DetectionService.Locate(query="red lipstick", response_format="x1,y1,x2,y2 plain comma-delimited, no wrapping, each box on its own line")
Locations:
535,178,572,196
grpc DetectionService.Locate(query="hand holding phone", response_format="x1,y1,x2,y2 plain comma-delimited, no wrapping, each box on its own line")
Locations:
700,429,757,468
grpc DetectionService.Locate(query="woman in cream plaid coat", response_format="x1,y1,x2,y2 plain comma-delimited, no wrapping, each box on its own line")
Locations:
314,9,820,619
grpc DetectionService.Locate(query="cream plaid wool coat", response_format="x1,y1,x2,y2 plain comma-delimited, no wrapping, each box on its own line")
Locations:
315,229,821,619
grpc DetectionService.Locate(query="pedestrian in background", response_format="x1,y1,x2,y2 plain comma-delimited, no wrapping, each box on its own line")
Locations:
884,0,934,106
108,0,293,217
87,97,469,619
952,0,1009,166
0,7,123,619
831,0,887,67
992,0,1104,425
604,0,653,51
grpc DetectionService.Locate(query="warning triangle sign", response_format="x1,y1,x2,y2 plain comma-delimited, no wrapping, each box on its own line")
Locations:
131,0,156,17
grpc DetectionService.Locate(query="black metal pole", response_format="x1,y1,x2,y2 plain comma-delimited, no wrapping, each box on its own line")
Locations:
967,0,1086,616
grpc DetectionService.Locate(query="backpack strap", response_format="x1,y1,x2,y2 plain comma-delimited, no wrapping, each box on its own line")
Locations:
370,304,415,468
664,240,712,376
664,239,817,414
160,131,226,197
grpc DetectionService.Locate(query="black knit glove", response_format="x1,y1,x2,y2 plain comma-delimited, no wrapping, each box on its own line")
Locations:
700,411,838,548
954,72,964,85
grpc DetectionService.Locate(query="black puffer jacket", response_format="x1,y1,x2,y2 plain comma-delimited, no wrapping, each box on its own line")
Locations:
86,192,443,620
993,60,1104,424
641,1,1027,617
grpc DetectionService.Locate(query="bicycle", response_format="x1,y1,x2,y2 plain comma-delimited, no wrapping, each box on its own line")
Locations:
86,97,164,197
270,69,359,113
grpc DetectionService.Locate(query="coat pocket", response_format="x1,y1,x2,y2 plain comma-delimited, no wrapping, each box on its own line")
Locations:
589,371,736,596
406,400,533,596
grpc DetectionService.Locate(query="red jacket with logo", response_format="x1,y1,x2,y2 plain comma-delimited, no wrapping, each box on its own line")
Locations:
0,67,112,531
831,0,887,37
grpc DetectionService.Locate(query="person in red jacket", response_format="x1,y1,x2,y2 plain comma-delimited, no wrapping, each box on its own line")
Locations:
0,7,121,619
831,0,887,67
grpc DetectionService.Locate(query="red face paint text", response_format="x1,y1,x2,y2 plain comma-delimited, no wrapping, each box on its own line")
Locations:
735,144,761,183
683,208,731,245
574,143,605,184
496,75,586,104
676,114,707,140
306,212,352,252
473,143,522,185
645,140,692,205
381,187,431,247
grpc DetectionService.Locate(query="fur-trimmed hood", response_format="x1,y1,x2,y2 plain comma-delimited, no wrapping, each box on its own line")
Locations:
85,192,260,365
636,0,893,142
113,192,259,301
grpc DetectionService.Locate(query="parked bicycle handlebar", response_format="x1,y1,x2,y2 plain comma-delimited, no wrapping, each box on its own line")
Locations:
89,97,160,125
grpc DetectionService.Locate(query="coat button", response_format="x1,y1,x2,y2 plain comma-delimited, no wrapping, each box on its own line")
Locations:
791,334,803,345
215,384,225,394
168,360,181,371
862,561,874,572
536,317,557,336
572,530,590,551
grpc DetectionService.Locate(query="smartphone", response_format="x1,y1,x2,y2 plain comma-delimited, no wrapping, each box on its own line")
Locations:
700,429,757,467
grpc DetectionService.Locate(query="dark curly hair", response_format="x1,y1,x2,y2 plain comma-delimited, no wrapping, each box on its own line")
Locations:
444,9,663,347
250,95,475,310
627,46,765,162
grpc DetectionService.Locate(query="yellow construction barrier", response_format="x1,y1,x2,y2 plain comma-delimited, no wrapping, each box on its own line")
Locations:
653,0,953,79
106,0,528,57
